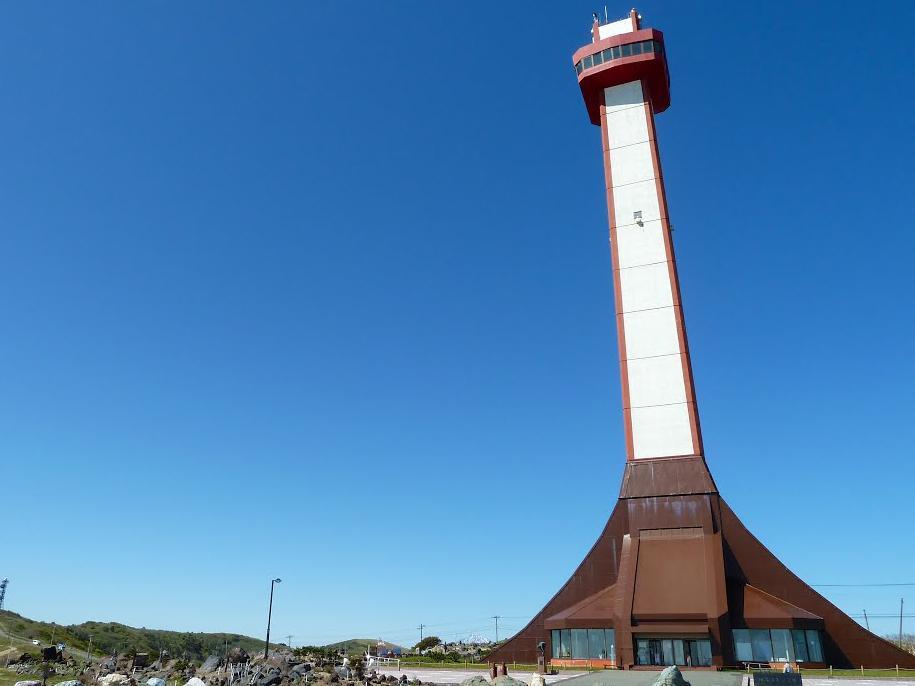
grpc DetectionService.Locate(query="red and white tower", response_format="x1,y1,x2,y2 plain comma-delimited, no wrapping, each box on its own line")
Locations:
486,9,915,672
575,9,700,462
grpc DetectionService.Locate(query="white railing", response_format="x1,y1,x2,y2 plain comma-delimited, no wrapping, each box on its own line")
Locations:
369,656,401,670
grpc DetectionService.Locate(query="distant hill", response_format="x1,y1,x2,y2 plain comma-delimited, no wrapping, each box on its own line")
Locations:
0,610,275,662
323,639,403,656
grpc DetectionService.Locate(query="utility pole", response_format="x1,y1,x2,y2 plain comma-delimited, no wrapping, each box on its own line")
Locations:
87,635,93,663
0,578,8,611
900,598,905,645
417,625,425,644
264,578,282,659
863,609,870,631
491,617,501,643
285,635,293,650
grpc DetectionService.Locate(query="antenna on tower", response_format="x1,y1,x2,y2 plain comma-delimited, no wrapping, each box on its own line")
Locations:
604,6,608,22
0,578,8,611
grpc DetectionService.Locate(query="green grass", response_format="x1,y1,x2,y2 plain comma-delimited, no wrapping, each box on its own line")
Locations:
0,667,81,686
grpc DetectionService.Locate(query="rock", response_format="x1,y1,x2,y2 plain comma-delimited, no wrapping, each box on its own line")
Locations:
492,676,526,686
14,681,42,686
256,675,282,686
184,678,208,686
652,666,690,686
200,656,222,673
227,648,249,665
100,674,129,686
529,675,545,686
57,681,82,686
148,679,168,686
459,677,489,686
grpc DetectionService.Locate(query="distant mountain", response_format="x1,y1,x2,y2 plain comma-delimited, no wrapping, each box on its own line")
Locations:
0,609,275,662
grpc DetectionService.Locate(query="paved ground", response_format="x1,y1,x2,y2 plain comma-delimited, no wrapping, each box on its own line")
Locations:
558,671,744,686
379,668,915,686
376,667,585,684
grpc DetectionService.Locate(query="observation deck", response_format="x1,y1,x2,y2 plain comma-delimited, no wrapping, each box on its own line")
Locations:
573,14,670,124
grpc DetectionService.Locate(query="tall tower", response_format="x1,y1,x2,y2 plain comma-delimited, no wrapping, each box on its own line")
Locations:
579,9,700,463
486,10,915,671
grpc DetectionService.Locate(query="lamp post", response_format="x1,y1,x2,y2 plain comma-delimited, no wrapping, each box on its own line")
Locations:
264,578,282,659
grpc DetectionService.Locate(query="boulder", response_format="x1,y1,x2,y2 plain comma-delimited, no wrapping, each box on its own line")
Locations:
184,678,208,686
99,674,129,686
492,676,527,686
652,666,691,686
147,678,168,686
227,648,249,665
529,675,545,686
256,674,282,686
14,681,42,686
459,677,489,686
57,681,82,686
200,656,222,673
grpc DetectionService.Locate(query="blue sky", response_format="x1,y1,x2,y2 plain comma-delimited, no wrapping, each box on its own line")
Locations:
3,1,914,649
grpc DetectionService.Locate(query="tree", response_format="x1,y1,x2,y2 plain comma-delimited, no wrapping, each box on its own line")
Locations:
886,634,915,656
414,636,442,653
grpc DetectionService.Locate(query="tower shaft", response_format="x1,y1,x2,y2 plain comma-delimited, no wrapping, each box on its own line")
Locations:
601,79,701,460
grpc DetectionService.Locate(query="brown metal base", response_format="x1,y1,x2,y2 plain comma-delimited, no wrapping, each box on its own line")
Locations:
487,457,915,669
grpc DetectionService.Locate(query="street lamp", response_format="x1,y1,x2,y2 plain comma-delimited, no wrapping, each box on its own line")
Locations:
264,578,282,659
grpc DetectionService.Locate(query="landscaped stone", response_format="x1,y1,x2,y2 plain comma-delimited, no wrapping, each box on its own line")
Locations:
652,665,691,686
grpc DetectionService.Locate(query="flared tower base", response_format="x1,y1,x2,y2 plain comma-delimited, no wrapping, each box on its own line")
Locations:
486,458,915,670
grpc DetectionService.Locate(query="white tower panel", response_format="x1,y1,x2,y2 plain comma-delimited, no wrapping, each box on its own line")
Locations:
602,80,700,460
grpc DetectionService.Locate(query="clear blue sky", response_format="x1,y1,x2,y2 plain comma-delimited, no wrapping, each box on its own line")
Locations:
3,1,914,649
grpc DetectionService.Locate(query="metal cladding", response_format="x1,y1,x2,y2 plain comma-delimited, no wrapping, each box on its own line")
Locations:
486,11,915,670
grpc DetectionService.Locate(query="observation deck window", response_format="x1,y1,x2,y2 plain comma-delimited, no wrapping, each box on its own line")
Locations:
574,40,664,75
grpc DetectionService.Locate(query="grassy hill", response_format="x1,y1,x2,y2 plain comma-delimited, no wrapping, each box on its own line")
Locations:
323,639,402,655
0,610,274,662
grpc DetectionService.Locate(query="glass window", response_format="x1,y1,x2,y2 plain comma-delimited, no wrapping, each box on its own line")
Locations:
631,42,643,55
771,629,792,662
642,40,654,53
611,46,621,59
606,630,616,662
571,629,589,659
751,629,774,661
733,629,753,662
575,62,583,75
588,629,605,659
621,43,632,57
560,629,571,658
673,640,685,666
662,639,674,665
806,630,823,662
583,55,593,69
636,639,649,665
592,51,603,66
696,640,713,667
551,630,560,659
792,630,808,662
654,41,664,53
602,49,613,62
649,640,663,665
